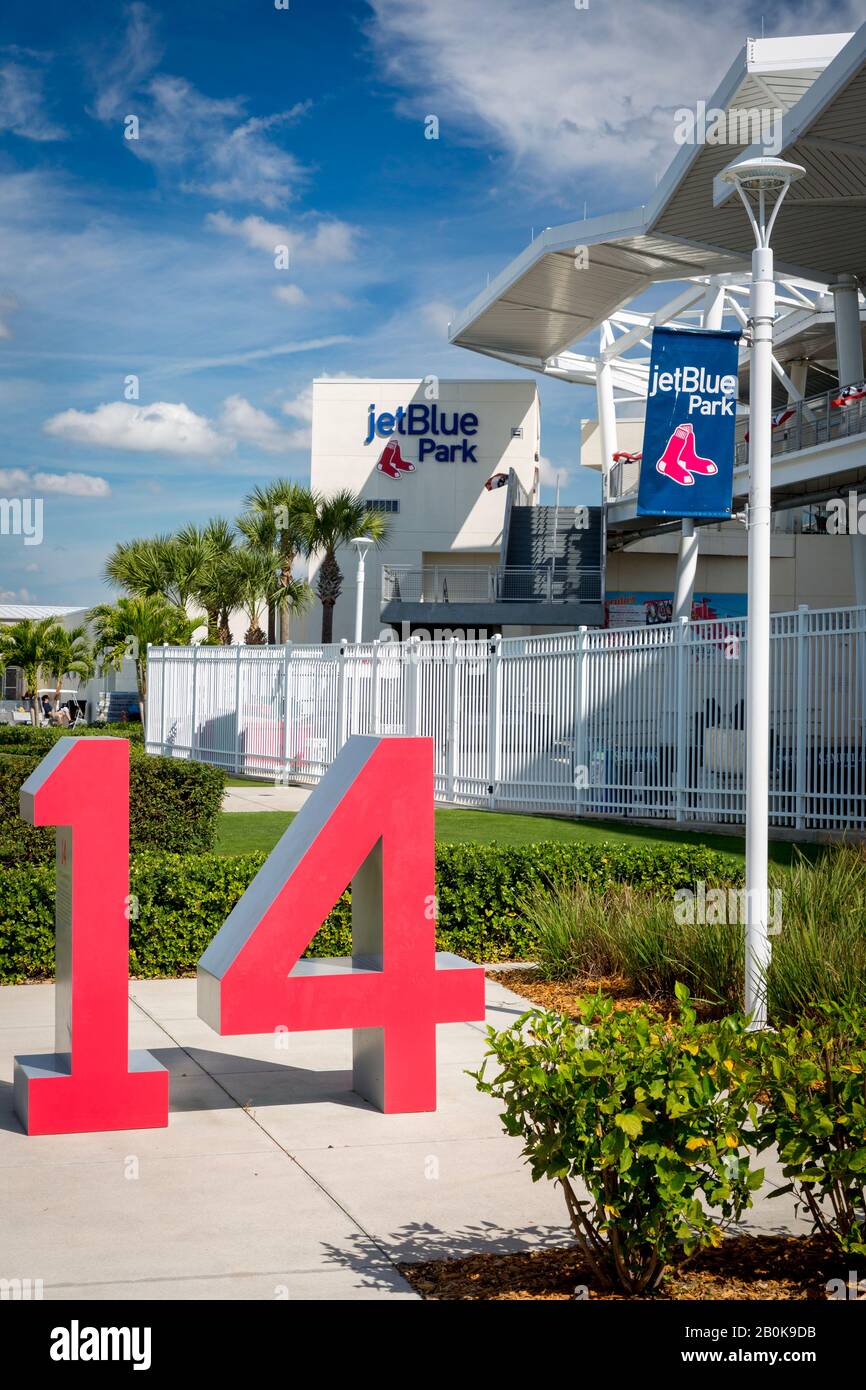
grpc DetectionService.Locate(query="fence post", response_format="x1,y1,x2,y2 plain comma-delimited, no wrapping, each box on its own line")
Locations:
574,626,588,818
336,640,349,749
446,637,459,803
403,637,421,735
370,639,380,735
675,616,689,823
282,642,294,783
233,645,242,776
795,605,809,829
190,646,199,762
487,634,502,809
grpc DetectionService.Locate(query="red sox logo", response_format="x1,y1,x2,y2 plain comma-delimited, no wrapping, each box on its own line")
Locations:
376,440,416,479
655,422,718,488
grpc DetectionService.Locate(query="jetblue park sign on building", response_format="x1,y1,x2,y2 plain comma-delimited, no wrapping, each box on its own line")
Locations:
364,402,480,461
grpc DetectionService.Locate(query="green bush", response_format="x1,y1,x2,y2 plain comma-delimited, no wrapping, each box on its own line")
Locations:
434,841,740,962
0,839,740,982
768,849,866,1025
754,1002,866,1258
529,848,866,1020
0,724,144,752
0,747,225,865
473,988,763,1295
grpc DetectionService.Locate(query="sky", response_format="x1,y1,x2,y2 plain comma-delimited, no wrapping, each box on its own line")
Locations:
0,0,863,605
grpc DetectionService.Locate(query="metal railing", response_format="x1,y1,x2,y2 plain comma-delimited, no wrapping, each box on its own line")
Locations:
381,564,603,604
733,383,866,470
147,603,866,834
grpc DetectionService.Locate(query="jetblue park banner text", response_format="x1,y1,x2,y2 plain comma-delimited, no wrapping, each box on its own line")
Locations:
637,326,741,519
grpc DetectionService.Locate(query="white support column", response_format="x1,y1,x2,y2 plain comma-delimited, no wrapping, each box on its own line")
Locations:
596,322,619,497
832,274,864,388
745,245,775,1029
787,358,808,399
833,277,866,605
674,281,726,620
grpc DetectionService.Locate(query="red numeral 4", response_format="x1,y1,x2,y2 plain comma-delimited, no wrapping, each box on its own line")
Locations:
198,736,485,1112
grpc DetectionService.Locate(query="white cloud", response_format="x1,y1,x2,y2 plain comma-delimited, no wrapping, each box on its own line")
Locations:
273,283,308,307
219,394,310,453
89,6,310,207
88,1,162,123
367,0,865,188
0,61,67,142
43,401,228,456
0,466,111,496
282,385,314,424
0,587,36,602
281,372,361,426
34,472,111,497
538,455,569,488
207,211,357,265
421,299,456,339
0,468,31,491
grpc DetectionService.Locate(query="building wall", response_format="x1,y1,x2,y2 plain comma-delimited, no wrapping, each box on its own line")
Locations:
296,378,541,643
607,530,856,613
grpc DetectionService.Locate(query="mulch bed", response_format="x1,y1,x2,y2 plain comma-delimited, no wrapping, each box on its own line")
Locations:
399,1234,861,1300
487,967,653,1016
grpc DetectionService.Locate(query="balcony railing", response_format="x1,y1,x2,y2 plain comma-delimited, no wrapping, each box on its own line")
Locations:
381,565,603,605
733,383,866,470
606,382,866,504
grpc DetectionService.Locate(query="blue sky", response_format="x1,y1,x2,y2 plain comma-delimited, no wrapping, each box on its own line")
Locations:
1,0,862,605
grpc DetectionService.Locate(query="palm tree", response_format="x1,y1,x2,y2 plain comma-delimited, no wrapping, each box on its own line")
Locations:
305,491,390,643
187,518,238,644
104,531,208,615
228,548,310,645
238,481,317,643
87,596,197,733
42,625,95,710
0,617,66,725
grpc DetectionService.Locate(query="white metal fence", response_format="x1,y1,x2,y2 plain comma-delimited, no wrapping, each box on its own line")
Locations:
146,603,866,834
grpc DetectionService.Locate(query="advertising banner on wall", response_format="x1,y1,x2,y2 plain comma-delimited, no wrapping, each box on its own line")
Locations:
605,591,747,628
637,326,741,519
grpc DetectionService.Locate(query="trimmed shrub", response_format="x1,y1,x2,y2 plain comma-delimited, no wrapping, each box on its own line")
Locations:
473,989,763,1294
0,839,741,982
754,1001,866,1258
0,748,225,865
0,724,144,752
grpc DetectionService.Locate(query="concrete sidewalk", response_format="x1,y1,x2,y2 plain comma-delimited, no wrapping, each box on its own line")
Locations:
0,977,807,1301
223,785,311,813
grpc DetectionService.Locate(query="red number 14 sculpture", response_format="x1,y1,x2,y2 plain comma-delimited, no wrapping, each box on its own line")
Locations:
13,735,485,1135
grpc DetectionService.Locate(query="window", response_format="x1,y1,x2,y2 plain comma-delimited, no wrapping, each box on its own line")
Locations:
367,499,400,514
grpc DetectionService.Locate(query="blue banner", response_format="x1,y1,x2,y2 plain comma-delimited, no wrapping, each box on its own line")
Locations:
637,325,741,519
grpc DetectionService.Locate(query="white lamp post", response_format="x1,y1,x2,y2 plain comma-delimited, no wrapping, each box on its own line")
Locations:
350,536,374,645
719,156,805,1028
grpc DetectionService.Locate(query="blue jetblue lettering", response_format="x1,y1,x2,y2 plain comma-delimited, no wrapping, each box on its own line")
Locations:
364,404,479,446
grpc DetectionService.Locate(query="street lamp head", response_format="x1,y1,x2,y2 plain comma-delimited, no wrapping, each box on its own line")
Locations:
350,536,374,559
719,156,806,195
720,157,807,250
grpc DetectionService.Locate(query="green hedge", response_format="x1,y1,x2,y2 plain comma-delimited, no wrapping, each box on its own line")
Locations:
0,749,225,865
0,724,144,752
0,841,741,982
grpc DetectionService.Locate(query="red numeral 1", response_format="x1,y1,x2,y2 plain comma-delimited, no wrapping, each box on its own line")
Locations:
13,739,169,1135
198,737,485,1112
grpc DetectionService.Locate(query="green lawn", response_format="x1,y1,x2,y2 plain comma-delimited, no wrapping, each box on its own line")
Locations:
215,805,815,867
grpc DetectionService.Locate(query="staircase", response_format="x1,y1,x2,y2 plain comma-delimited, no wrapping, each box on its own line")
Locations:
504,505,603,603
